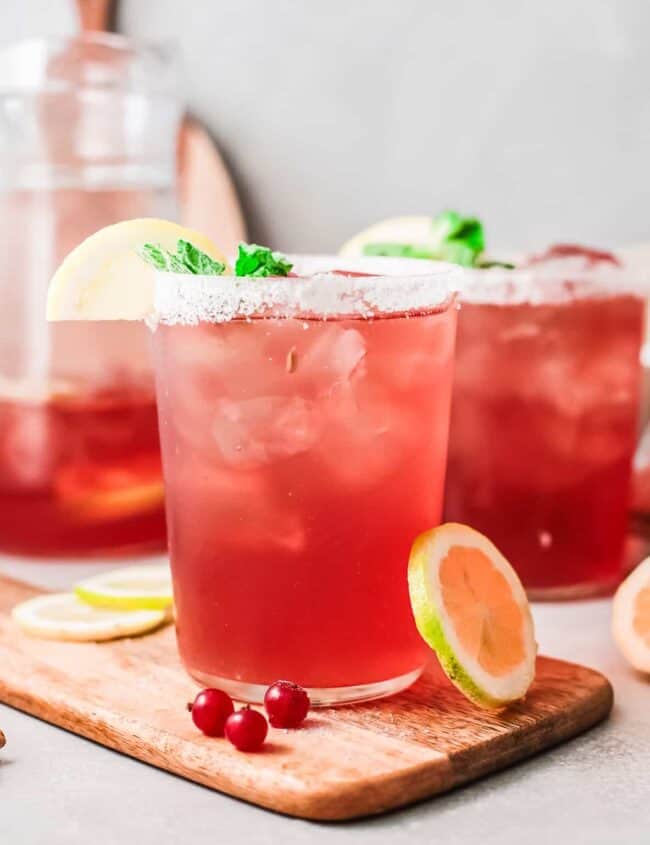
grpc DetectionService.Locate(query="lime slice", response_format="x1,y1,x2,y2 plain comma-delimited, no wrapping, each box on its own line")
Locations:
408,523,537,708
74,564,173,612
339,216,434,257
46,218,229,321
12,593,167,642
612,557,650,673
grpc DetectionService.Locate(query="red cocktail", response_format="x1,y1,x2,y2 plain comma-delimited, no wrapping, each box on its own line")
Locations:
153,256,458,703
0,380,164,556
445,249,644,598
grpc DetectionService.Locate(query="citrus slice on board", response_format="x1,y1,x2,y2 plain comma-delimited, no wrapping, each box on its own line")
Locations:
340,216,434,257
408,523,537,708
12,593,167,642
74,564,173,612
612,557,650,673
46,218,228,321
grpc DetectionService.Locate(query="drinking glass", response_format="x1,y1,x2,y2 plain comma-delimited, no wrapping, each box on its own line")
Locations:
152,256,459,704
0,35,180,556
445,254,644,598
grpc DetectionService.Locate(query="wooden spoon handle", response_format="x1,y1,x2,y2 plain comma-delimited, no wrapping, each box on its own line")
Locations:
76,0,114,32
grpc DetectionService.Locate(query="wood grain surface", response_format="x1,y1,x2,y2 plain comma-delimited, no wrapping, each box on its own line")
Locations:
0,574,612,820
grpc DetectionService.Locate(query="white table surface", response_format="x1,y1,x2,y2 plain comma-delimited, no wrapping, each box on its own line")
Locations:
0,555,648,845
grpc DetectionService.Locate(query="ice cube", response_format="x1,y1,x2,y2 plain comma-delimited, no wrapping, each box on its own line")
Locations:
212,396,320,469
297,326,367,392
172,460,305,553
317,383,416,488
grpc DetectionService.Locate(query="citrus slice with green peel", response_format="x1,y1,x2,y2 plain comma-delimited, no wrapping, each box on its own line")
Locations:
340,216,434,257
12,592,167,642
612,557,650,673
408,523,537,708
46,218,228,321
74,564,173,612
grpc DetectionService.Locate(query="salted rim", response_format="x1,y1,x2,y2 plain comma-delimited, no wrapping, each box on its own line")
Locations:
459,256,649,305
153,255,462,324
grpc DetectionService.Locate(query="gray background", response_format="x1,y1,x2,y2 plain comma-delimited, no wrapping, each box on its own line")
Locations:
4,0,650,253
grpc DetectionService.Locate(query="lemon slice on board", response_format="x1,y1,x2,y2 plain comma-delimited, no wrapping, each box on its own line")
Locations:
339,216,434,257
46,218,228,321
408,523,537,708
12,593,167,642
612,557,650,673
74,564,173,612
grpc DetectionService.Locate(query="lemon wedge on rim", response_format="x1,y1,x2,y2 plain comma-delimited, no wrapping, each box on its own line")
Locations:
46,218,228,321
339,216,434,257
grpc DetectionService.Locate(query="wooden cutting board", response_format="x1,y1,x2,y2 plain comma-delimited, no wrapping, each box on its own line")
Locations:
0,574,612,820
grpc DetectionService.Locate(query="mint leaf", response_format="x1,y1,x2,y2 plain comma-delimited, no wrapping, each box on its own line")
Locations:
361,211,488,268
138,240,225,275
430,211,485,266
197,251,225,275
138,243,172,271
235,243,293,277
435,240,478,267
362,243,439,259
177,239,202,273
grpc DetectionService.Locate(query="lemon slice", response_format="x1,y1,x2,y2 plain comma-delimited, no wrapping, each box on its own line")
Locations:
408,523,537,708
55,456,164,524
46,218,228,321
74,564,173,612
12,593,167,642
612,557,650,673
339,216,434,257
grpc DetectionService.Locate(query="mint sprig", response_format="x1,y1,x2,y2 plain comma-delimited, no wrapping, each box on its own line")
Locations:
430,210,485,264
138,240,226,275
235,243,293,277
362,210,493,268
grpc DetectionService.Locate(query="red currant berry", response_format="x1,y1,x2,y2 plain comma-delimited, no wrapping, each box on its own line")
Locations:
264,680,310,728
188,688,234,737
224,707,268,752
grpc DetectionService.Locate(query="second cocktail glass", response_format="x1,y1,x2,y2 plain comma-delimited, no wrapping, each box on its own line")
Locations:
152,256,459,704
445,253,644,598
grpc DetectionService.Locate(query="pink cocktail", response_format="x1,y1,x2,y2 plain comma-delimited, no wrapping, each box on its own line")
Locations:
0,384,163,557
445,249,644,598
152,257,458,704
0,321,166,557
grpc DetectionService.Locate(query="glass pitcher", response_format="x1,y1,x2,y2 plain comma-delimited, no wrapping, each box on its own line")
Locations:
0,34,180,557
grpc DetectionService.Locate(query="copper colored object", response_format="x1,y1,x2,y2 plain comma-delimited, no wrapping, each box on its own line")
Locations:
74,0,247,255
76,0,114,31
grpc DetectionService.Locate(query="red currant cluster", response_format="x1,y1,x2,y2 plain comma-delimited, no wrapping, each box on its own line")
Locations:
188,680,310,752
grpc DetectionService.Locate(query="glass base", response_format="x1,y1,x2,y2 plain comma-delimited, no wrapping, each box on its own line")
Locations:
187,666,424,707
